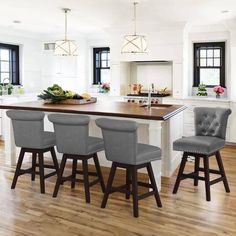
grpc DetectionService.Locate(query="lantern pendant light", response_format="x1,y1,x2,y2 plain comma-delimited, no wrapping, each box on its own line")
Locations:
54,8,78,56
121,2,147,54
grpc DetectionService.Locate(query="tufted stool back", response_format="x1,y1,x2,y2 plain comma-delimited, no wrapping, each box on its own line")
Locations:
194,107,231,139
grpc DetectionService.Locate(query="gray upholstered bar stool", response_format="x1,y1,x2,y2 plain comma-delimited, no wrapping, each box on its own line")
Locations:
48,114,105,203
173,107,231,201
6,110,59,194
96,118,162,218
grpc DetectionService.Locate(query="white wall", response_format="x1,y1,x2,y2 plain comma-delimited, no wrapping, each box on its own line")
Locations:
0,29,43,93
134,63,172,91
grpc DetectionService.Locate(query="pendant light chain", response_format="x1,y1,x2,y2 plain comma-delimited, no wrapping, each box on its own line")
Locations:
63,9,70,40
134,2,137,36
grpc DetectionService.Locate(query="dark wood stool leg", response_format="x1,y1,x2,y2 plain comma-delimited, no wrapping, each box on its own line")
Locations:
173,153,188,194
82,159,90,203
203,156,211,201
11,148,25,189
194,156,200,186
50,147,59,177
131,166,139,217
38,152,45,194
71,158,77,189
147,163,162,207
93,153,106,193
215,151,230,193
53,154,67,198
31,152,37,181
126,167,131,199
101,162,117,208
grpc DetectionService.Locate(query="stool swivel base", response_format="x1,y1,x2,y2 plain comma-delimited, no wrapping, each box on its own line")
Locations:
101,162,162,218
11,146,59,194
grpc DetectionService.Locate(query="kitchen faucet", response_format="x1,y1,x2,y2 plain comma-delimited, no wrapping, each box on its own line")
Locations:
2,78,10,85
147,84,151,109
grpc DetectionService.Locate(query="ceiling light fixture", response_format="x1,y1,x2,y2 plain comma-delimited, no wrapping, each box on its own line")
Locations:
121,2,147,54
54,8,78,56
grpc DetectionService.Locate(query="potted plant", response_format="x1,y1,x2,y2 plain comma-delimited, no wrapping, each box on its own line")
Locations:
196,83,207,96
6,83,14,95
213,86,224,98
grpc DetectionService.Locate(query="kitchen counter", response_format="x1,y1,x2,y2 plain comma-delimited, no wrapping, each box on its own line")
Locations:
0,100,185,189
184,96,230,102
0,100,185,121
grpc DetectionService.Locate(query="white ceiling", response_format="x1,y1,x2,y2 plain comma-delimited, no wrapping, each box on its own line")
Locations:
0,0,235,38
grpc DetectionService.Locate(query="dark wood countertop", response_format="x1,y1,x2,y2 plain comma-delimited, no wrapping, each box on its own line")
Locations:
0,100,186,121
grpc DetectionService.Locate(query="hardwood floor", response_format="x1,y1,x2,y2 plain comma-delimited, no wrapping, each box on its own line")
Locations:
0,143,235,236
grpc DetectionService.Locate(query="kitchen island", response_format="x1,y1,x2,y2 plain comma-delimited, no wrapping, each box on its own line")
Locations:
0,100,185,188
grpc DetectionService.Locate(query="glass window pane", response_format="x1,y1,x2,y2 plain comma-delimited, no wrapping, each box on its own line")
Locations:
207,49,213,58
107,61,110,67
207,58,213,67
96,53,99,60
214,49,220,57
200,58,206,66
101,60,107,67
200,49,206,58
200,68,220,86
96,60,100,68
108,53,110,60
1,61,10,72
0,49,10,61
100,69,110,83
101,52,107,60
214,58,220,67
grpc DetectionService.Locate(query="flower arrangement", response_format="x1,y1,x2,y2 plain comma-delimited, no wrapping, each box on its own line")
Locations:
213,86,224,98
99,83,110,93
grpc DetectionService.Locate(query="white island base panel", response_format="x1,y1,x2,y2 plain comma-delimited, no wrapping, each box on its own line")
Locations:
3,110,183,189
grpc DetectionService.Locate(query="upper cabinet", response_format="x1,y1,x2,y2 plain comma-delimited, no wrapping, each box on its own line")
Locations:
42,53,77,78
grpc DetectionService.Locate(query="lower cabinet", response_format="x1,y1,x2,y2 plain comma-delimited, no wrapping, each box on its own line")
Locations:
229,102,236,143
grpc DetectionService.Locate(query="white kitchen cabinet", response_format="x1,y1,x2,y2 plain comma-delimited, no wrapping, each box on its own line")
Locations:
42,54,77,77
0,94,38,140
229,102,236,143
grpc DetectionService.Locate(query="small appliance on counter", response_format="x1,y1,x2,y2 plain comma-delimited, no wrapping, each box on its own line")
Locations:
129,84,143,95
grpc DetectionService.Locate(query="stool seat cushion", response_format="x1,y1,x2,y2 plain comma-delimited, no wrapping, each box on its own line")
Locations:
42,132,56,149
87,137,104,155
173,136,225,155
136,143,161,165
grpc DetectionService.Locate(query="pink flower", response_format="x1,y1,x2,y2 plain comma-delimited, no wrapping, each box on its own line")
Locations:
101,83,110,91
213,86,224,94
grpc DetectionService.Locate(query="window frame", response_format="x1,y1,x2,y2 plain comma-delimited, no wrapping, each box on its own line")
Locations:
193,42,225,88
93,47,110,85
0,43,20,85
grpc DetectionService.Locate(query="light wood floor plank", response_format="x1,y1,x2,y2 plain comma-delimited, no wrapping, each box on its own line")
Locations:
0,143,236,236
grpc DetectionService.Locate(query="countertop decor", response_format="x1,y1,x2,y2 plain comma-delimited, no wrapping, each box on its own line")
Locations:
38,84,95,105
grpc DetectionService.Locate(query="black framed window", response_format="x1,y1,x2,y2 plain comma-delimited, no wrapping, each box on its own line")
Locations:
193,42,225,87
93,47,110,84
0,43,20,85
